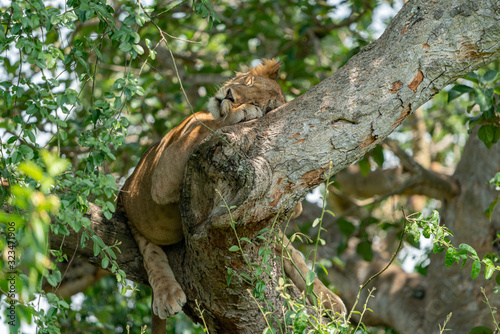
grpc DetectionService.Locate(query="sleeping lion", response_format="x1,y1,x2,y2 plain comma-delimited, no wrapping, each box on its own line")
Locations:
119,59,346,333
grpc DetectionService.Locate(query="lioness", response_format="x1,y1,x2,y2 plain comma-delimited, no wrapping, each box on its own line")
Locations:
119,59,345,333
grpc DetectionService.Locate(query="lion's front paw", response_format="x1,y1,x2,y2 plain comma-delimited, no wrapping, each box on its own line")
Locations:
152,281,187,319
240,104,264,120
223,104,264,125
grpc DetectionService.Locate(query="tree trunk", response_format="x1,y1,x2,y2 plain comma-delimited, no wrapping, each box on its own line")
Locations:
44,0,500,332
322,132,500,333
425,133,500,333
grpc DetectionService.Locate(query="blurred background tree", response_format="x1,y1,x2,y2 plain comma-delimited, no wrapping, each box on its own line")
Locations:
0,0,499,333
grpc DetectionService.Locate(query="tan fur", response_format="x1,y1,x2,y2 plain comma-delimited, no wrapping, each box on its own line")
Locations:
119,59,345,332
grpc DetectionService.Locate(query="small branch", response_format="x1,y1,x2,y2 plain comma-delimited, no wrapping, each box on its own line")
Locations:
383,140,460,199
346,207,407,323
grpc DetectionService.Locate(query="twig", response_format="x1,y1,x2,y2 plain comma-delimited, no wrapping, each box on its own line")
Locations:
347,206,408,323
481,287,500,332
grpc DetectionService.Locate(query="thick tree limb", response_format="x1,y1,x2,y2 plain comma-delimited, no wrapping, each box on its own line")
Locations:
331,163,458,204
326,137,460,211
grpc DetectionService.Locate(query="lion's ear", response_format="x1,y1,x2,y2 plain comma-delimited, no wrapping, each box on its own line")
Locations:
249,59,282,80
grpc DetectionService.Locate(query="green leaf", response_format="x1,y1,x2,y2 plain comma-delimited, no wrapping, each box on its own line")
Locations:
435,226,444,239
459,244,478,258
358,157,370,176
459,251,468,269
229,245,240,252
7,135,18,144
445,248,458,268
371,145,385,167
103,210,113,219
92,235,106,248
478,125,496,148
305,270,315,287
120,117,129,127
312,218,320,228
471,260,481,279
46,307,57,318
482,70,498,83
356,240,373,261
337,218,355,237
240,273,252,281
484,263,495,280
475,87,494,113
485,196,499,221
60,131,68,141
325,209,335,217
108,248,117,259
106,201,115,213
469,326,494,334
482,257,495,278
254,280,266,294
119,43,132,52
422,226,431,239
490,173,500,187
433,243,445,253
102,257,109,269
133,44,144,55
46,274,58,287
429,210,440,225
465,72,480,83
493,126,500,144
318,263,328,275
93,241,100,257
448,84,473,102
293,309,308,334
123,14,136,26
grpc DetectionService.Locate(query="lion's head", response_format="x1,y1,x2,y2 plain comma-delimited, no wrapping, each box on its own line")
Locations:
207,59,286,120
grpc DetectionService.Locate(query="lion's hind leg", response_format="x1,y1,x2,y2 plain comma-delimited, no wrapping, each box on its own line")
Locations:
281,234,346,317
130,224,187,320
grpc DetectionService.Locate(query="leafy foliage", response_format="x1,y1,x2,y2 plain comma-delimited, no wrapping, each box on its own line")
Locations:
448,69,500,148
405,211,500,280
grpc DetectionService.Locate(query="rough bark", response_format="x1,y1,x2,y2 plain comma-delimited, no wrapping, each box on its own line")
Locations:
42,0,500,332
425,134,500,333
324,133,500,334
